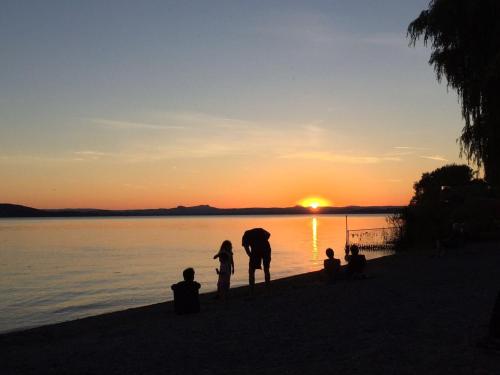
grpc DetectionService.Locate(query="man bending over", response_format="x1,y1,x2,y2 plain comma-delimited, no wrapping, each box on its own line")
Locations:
242,228,272,292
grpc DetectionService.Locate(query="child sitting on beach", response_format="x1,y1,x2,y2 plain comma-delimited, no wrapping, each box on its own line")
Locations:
171,268,201,314
323,248,341,283
346,244,367,279
213,240,234,300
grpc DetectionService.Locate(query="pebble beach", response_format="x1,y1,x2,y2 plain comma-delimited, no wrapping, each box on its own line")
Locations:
2,242,500,375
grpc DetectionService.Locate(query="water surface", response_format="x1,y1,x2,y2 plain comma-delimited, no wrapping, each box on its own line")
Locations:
0,214,390,332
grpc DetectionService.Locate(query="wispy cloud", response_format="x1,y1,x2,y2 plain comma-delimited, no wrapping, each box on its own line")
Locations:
88,118,186,130
160,111,254,130
279,151,401,164
254,12,339,46
254,11,416,53
86,111,261,133
73,150,115,161
420,155,448,162
303,122,325,133
0,154,84,163
393,146,428,150
387,146,429,157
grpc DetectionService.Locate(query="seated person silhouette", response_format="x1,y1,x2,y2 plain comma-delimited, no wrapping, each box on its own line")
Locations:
346,245,366,279
323,248,340,283
171,268,201,314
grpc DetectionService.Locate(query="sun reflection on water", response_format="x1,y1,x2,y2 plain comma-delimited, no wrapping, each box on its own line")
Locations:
312,217,318,262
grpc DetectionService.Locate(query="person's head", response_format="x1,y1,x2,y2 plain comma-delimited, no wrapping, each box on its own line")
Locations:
183,267,195,282
325,248,334,259
350,244,359,255
220,240,232,254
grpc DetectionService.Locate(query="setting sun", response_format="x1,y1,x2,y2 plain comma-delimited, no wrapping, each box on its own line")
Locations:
299,197,332,209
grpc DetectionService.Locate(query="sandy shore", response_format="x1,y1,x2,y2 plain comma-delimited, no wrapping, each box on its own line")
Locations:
2,242,500,375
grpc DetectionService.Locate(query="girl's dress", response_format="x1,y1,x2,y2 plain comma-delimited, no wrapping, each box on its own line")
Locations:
217,251,232,291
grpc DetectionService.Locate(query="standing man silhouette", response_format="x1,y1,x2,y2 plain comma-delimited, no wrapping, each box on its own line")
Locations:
242,228,271,292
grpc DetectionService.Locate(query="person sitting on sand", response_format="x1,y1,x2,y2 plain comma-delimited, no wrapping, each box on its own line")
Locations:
346,245,366,279
344,243,351,262
171,268,201,314
213,240,234,300
323,248,341,283
242,228,272,293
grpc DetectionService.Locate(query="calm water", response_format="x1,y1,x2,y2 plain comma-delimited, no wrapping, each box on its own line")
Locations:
0,215,391,332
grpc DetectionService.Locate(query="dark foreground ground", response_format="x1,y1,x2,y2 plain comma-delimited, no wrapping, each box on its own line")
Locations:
2,243,500,375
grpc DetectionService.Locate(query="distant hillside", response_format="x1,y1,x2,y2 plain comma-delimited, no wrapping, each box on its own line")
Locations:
0,203,402,218
0,204,45,217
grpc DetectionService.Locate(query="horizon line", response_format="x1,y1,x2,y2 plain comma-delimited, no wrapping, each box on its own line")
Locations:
1,202,404,211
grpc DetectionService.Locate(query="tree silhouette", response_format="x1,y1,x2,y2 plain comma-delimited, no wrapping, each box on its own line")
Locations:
408,0,500,186
411,164,473,207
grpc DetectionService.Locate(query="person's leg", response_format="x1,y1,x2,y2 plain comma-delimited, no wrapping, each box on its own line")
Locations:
263,254,271,285
215,276,222,299
264,264,270,285
263,258,271,285
248,266,256,291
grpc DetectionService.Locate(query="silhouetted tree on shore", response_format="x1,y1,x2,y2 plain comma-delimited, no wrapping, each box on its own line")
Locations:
393,164,497,247
408,0,500,186
411,164,473,206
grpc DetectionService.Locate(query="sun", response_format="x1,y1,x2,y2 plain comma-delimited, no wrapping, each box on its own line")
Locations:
298,197,331,209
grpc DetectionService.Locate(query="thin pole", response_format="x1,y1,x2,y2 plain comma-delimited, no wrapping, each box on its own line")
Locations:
345,215,349,248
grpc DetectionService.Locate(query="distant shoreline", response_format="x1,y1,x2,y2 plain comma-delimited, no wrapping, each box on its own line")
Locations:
0,203,402,218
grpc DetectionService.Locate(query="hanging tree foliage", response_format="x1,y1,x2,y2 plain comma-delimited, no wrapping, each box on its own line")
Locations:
408,0,500,186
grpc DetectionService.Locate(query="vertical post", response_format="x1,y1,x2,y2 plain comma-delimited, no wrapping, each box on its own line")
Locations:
345,215,349,248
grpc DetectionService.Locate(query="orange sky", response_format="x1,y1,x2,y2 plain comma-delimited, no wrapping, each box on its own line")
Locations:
1,148,455,209
0,1,465,209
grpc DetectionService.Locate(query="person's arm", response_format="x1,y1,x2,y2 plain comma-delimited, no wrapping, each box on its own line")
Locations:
242,233,251,257
243,245,251,257
213,253,219,259
231,257,235,274
263,229,270,240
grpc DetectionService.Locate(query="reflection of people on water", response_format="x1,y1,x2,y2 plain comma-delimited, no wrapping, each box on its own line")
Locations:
242,228,271,292
213,240,234,300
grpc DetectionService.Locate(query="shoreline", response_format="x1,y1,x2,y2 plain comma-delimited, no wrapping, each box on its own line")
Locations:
0,212,396,220
0,202,402,218
0,260,341,336
3,243,500,374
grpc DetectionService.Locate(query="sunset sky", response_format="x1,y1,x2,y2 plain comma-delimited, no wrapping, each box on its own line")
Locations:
1,0,466,209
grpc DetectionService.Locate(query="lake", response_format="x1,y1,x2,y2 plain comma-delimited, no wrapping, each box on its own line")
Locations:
0,214,391,332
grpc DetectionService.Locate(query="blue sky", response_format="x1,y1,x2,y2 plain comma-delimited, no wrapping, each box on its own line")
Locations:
0,1,466,208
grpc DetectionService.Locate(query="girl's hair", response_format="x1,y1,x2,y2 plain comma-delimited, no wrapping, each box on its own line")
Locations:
220,240,232,254
219,252,229,262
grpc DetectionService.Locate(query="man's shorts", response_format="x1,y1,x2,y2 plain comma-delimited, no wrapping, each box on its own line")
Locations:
249,252,271,270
